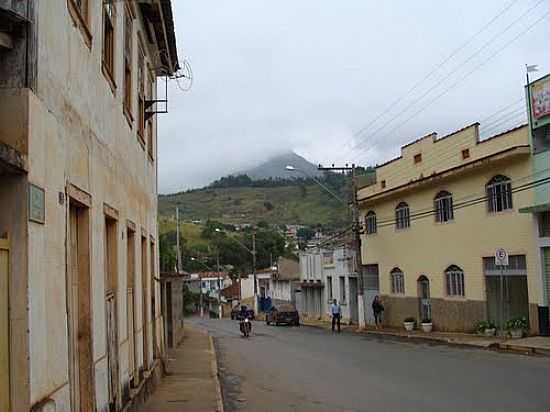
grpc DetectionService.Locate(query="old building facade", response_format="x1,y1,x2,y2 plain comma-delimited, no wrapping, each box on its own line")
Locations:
357,123,541,333
0,1,178,411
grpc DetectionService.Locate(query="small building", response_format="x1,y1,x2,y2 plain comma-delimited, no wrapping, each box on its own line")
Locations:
297,249,324,320
520,72,550,336
269,257,301,305
159,273,185,350
357,123,539,333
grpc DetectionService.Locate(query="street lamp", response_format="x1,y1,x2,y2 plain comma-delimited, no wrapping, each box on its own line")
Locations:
215,228,258,313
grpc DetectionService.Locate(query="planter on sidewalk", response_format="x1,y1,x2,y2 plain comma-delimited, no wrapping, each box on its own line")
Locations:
403,317,416,332
421,320,433,333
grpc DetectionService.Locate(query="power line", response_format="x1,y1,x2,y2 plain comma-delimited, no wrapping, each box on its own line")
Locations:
338,0,545,163
349,7,550,165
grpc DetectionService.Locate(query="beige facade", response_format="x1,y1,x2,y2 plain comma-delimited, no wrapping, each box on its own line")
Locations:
357,123,541,333
0,1,178,411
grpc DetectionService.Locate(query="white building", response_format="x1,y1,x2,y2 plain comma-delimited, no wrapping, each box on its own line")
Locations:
0,1,178,411
269,258,300,305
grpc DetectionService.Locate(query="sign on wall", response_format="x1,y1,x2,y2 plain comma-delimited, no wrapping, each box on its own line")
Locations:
495,248,509,267
532,76,550,120
29,183,45,224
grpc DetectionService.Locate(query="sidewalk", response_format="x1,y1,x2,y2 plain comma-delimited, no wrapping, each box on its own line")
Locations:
301,319,550,356
142,325,223,412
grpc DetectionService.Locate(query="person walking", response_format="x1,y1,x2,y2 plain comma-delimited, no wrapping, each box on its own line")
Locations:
372,295,384,329
330,299,341,333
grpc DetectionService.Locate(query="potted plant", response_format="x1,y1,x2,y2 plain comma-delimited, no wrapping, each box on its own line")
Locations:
476,320,497,336
505,317,528,338
421,318,433,333
403,317,416,331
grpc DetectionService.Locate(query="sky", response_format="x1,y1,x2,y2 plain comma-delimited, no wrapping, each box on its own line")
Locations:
158,0,550,193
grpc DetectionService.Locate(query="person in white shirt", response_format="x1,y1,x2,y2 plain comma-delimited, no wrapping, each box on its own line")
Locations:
330,299,341,333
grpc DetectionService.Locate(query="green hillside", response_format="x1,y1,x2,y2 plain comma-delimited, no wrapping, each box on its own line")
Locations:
158,184,349,228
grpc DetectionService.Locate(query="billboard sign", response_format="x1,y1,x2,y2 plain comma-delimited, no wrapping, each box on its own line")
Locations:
532,76,550,120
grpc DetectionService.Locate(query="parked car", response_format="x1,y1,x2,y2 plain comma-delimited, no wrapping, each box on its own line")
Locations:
266,303,300,326
231,304,255,320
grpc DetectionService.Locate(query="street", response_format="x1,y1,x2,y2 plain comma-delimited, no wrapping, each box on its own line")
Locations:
189,317,550,412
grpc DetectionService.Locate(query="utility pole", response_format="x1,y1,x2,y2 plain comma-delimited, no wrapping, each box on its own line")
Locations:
318,163,366,329
176,207,182,273
252,231,257,313
217,251,222,319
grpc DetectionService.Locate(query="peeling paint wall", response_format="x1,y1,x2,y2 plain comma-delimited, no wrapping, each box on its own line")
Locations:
0,1,169,410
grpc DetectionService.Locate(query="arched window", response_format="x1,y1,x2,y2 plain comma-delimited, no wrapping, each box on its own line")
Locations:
395,202,410,229
434,191,454,223
486,175,513,212
390,267,405,294
445,265,464,297
365,211,377,235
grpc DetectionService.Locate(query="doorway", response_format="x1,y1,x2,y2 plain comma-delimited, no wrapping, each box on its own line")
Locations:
67,203,94,412
417,275,431,321
126,226,137,387
105,216,119,412
0,237,10,412
349,277,359,324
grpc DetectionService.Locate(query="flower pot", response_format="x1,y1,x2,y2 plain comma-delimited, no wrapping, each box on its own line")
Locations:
403,321,415,332
421,322,433,333
509,329,524,339
484,328,496,337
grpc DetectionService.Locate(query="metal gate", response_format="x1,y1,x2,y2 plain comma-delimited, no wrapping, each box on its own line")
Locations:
0,238,10,412
348,277,358,324
106,294,119,411
364,265,380,325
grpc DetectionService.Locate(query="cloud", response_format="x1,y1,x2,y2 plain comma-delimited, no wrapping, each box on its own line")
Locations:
158,0,550,193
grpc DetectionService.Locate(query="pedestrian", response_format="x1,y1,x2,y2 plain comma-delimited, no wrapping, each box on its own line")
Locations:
372,295,384,329
330,299,341,333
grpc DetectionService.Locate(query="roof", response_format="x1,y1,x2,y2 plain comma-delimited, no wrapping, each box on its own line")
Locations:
274,258,300,281
194,271,229,279
221,283,240,299
139,1,179,74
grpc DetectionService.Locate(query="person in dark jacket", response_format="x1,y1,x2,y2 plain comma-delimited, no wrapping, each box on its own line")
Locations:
372,296,384,329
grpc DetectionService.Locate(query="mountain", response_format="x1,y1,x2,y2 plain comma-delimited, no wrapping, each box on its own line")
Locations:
239,152,322,180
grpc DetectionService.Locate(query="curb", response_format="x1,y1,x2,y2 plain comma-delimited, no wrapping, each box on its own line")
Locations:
209,334,225,412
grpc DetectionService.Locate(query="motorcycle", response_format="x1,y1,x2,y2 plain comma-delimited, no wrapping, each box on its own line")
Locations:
239,317,252,338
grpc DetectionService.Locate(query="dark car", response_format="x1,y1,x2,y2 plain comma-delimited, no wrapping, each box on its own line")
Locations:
266,303,300,326
231,304,255,320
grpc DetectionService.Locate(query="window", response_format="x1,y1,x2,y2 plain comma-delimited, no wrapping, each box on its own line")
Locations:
539,212,550,237
462,148,470,159
137,44,146,144
102,0,116,82
365,211,377,234
327,276,333,300
322,252,334,266
390,268,405,294
339,276,346,302
445,265,464,297
68,0,91,46
414,153,422,164
486,175,512,213
395,202,410,229
123,6,134,119
434,191,454,223
147,75,155,160
381,180,386,189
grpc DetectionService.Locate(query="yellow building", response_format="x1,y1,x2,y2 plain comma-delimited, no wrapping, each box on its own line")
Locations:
357,123,542,333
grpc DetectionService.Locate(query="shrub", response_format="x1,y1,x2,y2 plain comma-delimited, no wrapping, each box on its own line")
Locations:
421,318,432,324
505,317,528,331
404,317,416,323
476,320,496,334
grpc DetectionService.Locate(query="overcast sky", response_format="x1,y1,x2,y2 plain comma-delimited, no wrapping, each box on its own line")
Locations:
158,0,550,193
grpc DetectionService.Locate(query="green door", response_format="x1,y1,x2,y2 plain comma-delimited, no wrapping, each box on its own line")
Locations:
0,239,10,412
543,248,550,306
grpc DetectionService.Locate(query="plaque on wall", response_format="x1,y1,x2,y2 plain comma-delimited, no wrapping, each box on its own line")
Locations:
29,183,45,224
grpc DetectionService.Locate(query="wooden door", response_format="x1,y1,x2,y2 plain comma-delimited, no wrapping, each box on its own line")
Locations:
106,294,119,411
0,239,10,412
68,207,80,412
127,288,135,382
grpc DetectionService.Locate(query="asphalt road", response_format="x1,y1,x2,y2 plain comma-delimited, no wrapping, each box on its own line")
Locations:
189,317,550,412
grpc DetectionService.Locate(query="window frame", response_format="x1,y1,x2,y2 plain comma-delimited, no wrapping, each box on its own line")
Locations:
434,191,454,223
395,202,410,230
390,268,405,295
102,0,117,92
486,175,513,213
137,41,146,147
123,4,134,123
339,276,346,303
365,211,377,235
68,0,92,47
327,276,333,301
147,73,155,161
445,265,465,297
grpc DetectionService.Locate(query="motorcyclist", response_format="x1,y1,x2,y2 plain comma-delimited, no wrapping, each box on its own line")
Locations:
238,305,252,336
238,305,249,321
